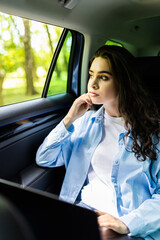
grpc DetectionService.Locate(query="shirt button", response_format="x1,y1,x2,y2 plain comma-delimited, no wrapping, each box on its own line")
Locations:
115,160,119,165
112,178,117,184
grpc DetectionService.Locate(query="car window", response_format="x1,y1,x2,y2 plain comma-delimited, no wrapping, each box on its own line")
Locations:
0,11,64,107
47,31,72,97
105,39,123,47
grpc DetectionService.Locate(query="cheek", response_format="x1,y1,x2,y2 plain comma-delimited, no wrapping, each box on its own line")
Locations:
87,82,89,91
87,80,91,90
103,84,118,99
87,79,94,92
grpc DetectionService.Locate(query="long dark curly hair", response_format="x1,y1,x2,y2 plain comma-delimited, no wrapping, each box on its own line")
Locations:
91,45,160,161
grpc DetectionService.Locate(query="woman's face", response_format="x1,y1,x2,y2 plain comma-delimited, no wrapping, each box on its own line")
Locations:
87,57,119,107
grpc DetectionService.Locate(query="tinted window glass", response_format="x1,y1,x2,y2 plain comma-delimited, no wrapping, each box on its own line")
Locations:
47,31,72,97
0,11,63,106
105,40,123,47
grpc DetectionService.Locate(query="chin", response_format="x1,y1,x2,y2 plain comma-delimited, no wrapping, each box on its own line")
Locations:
91,99,102,105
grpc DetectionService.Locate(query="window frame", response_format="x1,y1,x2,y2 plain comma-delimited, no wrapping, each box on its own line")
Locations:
42,28,69,97
42,28,84,98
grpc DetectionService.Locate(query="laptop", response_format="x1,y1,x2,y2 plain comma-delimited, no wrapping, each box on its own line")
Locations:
0,179,101,240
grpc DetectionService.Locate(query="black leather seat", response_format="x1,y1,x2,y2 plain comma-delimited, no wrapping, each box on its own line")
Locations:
136,56,160,109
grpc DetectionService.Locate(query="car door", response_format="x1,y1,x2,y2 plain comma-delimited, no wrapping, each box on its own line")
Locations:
0,15,84,195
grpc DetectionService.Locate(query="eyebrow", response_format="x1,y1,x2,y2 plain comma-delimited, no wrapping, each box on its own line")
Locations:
89,70,112,76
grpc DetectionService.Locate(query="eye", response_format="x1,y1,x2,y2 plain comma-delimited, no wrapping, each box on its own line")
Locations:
89,73,94,79
101,75,109,81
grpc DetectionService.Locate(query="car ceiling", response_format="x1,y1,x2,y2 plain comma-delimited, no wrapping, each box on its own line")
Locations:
0,0,160,49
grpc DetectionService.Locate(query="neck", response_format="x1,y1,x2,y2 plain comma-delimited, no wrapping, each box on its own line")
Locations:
104,103,121,118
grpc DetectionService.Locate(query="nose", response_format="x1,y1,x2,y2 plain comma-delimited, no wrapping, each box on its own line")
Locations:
90,76,99,89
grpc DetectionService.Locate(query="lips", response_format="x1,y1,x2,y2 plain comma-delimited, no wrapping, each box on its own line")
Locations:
88,91,99,97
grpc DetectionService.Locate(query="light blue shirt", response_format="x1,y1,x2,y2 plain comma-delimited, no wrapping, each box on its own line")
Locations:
36,106,160,239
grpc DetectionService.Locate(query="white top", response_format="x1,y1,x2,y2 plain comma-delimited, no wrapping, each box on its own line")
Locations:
81,110,125,217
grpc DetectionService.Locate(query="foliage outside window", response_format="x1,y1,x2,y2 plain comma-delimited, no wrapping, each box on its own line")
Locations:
105,39,123,47
0,12,64,106
47,31,72,97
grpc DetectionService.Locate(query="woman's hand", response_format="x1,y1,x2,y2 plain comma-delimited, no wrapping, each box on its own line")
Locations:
96,211,130,235
63,93,92,129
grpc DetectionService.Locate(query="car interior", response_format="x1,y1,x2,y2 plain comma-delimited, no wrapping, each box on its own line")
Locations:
0,0,160,239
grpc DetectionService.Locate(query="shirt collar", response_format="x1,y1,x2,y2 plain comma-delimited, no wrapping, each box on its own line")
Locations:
91,105,104,123
91,106,128,134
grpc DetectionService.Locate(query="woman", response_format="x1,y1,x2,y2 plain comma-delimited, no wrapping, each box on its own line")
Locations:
36,45,160,239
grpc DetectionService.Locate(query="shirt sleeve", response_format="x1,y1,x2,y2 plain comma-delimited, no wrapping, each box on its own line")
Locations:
120,159,160,238
36,120,74,167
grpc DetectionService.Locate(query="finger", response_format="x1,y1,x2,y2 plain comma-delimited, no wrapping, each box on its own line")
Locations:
86,93,92,101
84,94,92,106
74,95,88,106
97,215,112,229
95,210,107,216
98,219,109,228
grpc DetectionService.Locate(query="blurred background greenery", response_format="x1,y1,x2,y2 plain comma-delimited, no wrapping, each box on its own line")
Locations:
0,12,71,107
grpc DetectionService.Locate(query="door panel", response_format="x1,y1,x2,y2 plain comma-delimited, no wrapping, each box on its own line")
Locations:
0,99,70,193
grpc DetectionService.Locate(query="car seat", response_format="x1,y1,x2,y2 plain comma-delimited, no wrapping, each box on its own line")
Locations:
136,56,160,109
